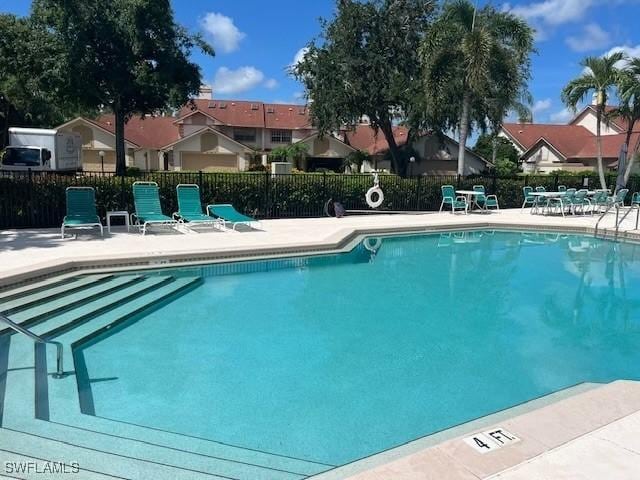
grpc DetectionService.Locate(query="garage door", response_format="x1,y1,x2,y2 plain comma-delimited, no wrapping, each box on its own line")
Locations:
181,153,238,172
82,150,116,172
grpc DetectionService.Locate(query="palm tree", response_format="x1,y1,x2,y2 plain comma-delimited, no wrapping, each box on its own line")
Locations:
561,52,626,190
611,58,640,184
422,0,534,176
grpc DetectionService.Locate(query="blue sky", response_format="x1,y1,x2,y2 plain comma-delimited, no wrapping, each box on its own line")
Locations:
3,0,640,124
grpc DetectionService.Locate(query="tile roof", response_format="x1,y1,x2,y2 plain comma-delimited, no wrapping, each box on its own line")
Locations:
177,99,311,130
503,121,638,160
89,115,181,149
344,125,410,155
264,104,312,130
502,123,594,155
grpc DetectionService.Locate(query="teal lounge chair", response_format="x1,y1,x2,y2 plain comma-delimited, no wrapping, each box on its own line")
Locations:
439,185,468,214
174,184,224,229
61,187,104,239
473,185,499,212
632,192,640,207
132,181,178,235
206,204,262,230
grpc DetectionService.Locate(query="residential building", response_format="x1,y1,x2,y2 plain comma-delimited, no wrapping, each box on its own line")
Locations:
343,123,491,175
499,104,640,174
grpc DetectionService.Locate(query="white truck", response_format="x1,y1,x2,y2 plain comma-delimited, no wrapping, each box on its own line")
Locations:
1,127,82,172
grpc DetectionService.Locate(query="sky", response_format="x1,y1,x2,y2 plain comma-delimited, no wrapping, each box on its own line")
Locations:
2,0,640,125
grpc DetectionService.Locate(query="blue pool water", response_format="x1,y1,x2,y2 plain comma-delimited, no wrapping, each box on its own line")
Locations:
76,230,640,466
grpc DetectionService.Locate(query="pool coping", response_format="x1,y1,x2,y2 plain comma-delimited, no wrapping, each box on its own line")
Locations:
2,217,639,291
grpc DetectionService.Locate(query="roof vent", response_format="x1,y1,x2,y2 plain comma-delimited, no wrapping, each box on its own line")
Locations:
208,101,217,109
251,103,259,110
289,108,293,111
219,102,227,109
267,107,275,114
298,108,306,115
231,102,236,106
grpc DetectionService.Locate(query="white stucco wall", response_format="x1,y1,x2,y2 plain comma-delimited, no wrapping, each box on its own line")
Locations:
573,110,620,136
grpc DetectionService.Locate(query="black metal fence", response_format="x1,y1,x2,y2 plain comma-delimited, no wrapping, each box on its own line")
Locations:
0,170,638,229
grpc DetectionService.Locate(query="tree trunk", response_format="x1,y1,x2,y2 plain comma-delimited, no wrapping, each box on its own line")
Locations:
595,114,607,190
379,121,407,177
457,92,471,176
623,120,638,184
114,107,127,176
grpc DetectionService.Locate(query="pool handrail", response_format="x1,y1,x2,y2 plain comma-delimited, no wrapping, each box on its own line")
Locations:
0,313,65,378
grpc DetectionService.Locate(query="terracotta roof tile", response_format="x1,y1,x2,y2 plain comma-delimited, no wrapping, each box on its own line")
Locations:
178,99,266,128
90,115,181,149
502,123,595,158
264,103,311,130
344,125,409,155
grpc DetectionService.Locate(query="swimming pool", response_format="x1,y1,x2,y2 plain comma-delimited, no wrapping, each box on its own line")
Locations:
74,230,640,468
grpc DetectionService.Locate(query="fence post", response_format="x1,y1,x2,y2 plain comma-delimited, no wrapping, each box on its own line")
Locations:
492,173,497,194
264,171,270,218
322,172,328,202
554,174,559,190
120,174,125,210
456,174,461,188
415,175,422,211
27,168,35,227
198,170,203,187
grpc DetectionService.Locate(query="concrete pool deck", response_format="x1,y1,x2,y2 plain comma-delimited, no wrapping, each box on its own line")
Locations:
1,207,640,479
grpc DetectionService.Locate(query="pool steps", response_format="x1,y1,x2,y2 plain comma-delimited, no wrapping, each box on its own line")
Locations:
0,273,331,479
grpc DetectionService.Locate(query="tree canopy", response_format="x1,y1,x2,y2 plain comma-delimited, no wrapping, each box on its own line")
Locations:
421,0,534,175
294,0,435,177
0,14,82,148
31,0,213,175
561,52,625,189
473,134,520,165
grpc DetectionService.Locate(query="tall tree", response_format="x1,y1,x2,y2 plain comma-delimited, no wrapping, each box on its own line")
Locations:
31,0,213,175
561,52,626,190
611,57,640,184
0,14,76,148
294,0,435,177
422,0,534,176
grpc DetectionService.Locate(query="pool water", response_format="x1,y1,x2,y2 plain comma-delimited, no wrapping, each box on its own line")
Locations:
76,231,640,466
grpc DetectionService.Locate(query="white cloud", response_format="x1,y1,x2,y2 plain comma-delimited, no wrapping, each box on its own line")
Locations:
566,24,611,52
506,0,593,26
200,13,245,54
212,66,264,95
264,78,279,89
290,47,310,68
532,98,552,114
601,44,640,67
550,108,574,123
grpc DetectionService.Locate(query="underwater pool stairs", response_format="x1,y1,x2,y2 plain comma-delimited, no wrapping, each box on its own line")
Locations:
0,274,332,480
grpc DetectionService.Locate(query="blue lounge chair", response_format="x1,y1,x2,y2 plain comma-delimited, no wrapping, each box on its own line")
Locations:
174,184,224,229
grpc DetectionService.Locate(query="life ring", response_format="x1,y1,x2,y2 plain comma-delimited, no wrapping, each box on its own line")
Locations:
363,237,382,253
366,186,384,209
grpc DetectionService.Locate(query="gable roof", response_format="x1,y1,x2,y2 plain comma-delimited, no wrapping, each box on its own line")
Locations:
501,123,594,156
344,125,411,155
570,105,631,133
162,126,251,151
89,115,181,149
344,124,491,165
176,99,312,130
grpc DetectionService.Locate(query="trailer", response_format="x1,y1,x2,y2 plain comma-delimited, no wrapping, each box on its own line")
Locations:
1,128,82,172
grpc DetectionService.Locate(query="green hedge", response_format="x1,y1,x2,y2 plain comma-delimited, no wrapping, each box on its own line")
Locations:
0,171,638,229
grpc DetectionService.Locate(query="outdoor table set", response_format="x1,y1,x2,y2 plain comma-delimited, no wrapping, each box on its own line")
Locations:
525,187,620,218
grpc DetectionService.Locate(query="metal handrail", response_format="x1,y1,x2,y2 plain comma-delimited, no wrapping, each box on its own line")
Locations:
594,203,640,238
0,313,65,378
594,203,616,237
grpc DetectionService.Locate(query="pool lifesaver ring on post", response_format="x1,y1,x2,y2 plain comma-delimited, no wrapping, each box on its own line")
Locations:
366,186,384,209
363,237,382,253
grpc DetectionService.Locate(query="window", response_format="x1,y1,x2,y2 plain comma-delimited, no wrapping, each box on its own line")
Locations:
2,147,42,167
271,129,292,144
234,128,256,143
